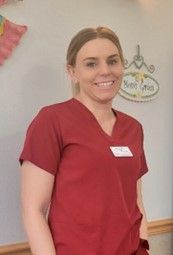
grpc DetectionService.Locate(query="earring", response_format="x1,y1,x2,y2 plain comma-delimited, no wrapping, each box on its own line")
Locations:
74,78,78,85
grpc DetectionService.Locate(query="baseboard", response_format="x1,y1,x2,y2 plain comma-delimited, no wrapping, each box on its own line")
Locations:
0,218,173,255
148,218,173,236
0,242,31,255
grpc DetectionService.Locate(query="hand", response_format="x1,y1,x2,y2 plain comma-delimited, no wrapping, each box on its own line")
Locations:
135,239,149,255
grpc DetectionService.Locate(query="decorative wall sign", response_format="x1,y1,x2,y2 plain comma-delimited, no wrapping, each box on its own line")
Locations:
0,15,27,65
119,45,159,102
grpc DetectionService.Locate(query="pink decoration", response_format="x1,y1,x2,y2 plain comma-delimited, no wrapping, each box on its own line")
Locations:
0,0,23,7
0,16,27,64
0,0,7,7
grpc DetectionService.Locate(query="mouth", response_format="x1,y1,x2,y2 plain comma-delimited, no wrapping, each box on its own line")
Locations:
94,81,115,88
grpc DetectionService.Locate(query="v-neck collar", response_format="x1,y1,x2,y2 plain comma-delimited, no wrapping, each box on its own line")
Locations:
71,97,120,142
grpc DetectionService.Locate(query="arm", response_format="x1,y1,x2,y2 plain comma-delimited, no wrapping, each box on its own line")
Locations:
21,161,56,255
137,178,148,240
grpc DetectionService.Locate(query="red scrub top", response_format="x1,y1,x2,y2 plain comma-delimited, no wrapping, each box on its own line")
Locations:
19,98,148,255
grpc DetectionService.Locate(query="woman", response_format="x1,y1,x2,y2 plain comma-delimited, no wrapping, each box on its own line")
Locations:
20,26,149,255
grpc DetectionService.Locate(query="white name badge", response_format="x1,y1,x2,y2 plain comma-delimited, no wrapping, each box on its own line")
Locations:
110,146,133,157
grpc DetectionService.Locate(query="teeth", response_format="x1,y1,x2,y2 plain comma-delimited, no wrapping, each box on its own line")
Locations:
96,81,114,87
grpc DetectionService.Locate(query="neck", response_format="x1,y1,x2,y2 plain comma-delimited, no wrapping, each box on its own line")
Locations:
75,94,114,121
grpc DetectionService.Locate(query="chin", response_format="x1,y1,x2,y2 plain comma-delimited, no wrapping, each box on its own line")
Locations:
95,95,115,104
96,90,119,104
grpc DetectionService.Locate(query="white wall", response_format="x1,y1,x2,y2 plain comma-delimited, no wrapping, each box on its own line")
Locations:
0,0,173,245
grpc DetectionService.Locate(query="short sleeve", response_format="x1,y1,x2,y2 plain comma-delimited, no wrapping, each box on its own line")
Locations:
138,125,148,179
19,107,62,175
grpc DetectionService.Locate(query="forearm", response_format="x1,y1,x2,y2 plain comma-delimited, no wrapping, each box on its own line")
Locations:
22,210,56,255
138,202,148,240
137,179,148,240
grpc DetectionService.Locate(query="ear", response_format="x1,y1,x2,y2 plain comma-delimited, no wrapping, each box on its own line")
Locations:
67,64,78,84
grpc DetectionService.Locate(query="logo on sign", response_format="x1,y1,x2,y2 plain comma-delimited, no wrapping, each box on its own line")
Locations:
119,45,159,102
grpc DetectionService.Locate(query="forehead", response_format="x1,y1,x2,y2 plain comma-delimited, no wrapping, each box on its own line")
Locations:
76,38,119,60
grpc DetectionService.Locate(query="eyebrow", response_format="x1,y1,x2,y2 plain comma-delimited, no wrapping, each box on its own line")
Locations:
83,54,120,61
108,54,119,59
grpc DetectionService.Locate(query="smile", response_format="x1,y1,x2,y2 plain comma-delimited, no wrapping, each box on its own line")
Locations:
94,81,115,88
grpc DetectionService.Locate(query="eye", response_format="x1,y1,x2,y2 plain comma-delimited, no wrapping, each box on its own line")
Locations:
108,59,118,65
86,62,97,68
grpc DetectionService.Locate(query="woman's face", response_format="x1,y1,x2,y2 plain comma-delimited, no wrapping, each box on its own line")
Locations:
68,38,124,104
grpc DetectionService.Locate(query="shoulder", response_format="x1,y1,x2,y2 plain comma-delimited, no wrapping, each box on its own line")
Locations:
39,98,73,116
33,99,73,122
115,110,142,129
27,99,73,130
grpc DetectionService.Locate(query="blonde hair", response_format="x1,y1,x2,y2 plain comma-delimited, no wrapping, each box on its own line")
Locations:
66,26,124,95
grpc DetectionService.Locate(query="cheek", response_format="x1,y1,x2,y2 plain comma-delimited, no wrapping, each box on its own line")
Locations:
76,70,96,83
114,68,124,79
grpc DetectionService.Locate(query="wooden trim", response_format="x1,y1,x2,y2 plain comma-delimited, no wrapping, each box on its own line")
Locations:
148,218,173,236
0,218,173,254
0,242,31,255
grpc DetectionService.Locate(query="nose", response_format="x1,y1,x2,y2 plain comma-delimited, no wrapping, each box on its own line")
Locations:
99,62,111,76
